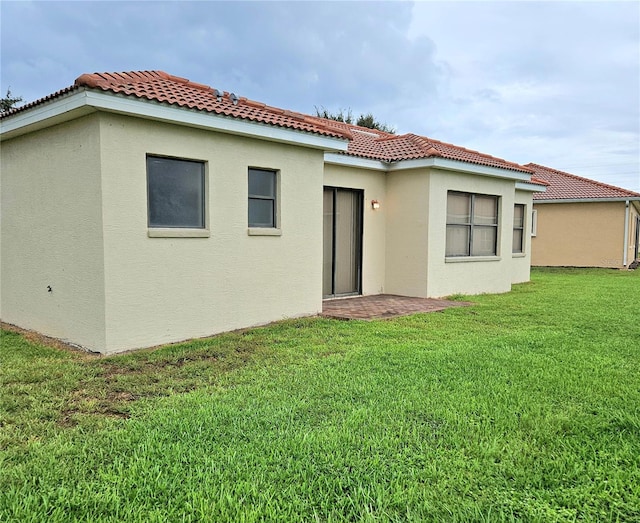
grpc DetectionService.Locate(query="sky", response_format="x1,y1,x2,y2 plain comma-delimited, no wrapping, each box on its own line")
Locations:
2,0,639,191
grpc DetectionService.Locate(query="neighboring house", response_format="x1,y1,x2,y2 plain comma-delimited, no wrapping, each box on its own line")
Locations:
0,71,545,354
527,163,640,269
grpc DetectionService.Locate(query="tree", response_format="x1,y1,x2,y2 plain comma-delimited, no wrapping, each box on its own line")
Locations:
314,106,354,124
356,112,395,134
1,88,23,113
315,106,395,134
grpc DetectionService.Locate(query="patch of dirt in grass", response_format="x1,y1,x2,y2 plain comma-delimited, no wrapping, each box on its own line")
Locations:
3,322,279,429
56,342,267,427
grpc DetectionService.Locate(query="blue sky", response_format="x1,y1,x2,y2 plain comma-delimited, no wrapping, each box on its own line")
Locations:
2,0,639,190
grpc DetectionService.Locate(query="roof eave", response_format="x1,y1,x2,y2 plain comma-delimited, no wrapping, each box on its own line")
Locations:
0,88,350,152
325,153,537,182
388,157,532,181
534,197,640,203
515,181,547,193
324,152,387,171
0,90,94,141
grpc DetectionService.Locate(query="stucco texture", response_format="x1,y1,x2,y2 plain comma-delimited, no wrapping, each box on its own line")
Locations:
323,163,387,295
329,164,534,299
1,108,538,354
2,111,327,354
531,201,634,268
1,115,107,350
98,114,325,353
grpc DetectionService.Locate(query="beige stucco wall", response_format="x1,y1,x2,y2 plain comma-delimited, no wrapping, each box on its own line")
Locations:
385,168,430,297
97,113,325,353
511,190,534,284
1,106,540,353
531,201,626,268
626,201,640,265
382,167,532,298
425,169,522,297
322,164,387,295
0,115,107,349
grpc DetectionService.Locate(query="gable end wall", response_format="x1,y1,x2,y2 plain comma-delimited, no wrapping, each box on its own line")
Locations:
0,115,106,350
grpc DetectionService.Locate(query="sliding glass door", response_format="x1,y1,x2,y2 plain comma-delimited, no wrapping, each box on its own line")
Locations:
323,187,363,298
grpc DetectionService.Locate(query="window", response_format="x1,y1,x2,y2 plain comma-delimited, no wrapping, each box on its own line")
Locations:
513,204,525,253
248,168,277,228
531,209,538,237
446,191,498,257
147,156,205,228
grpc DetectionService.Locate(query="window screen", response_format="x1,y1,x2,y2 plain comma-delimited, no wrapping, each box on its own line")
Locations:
147,156,205,228
513,204,525,253
446,191,498,257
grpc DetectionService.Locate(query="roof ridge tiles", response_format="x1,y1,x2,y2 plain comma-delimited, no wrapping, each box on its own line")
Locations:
375,133,403,142
76,70,216,94
282,109,306,121
530,177,550,186
243,99,266,109
402,133,532,172
309,118,392,137
424,146,443,157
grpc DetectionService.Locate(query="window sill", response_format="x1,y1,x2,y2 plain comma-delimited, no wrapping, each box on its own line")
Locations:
445,256,501,263
148,228,210,238
512,253,527,258
248,228,282,236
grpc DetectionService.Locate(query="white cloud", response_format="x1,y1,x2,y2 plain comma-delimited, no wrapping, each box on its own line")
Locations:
1,0,638,190
407,0,639,190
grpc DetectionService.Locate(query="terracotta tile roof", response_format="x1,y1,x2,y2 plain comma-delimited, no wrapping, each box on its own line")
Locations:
79,71,354,139
0,85,78,117
2,70,351,140
306,117,533,173
1,69,534,174
531,177,548,185
526,163,640,200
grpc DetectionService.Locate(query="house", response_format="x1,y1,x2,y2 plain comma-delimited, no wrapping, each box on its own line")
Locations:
0,71,546,354
527,163,640,268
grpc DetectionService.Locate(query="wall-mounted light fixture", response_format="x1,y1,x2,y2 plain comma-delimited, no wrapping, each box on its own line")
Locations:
371,199,380,210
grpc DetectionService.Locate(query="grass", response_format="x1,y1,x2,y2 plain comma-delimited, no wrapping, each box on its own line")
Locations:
1,267,639,522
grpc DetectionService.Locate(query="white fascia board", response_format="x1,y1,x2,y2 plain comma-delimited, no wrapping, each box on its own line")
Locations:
388,157,532,181
515,181,547,192
1,89,350,152
323,152,387,171
534,197,640,204
384,157,435,171
0,91,91,138
84,91,349,151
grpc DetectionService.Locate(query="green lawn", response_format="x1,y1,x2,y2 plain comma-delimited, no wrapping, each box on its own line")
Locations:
1,268,639,522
